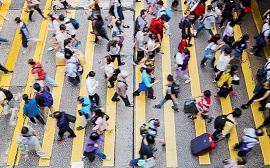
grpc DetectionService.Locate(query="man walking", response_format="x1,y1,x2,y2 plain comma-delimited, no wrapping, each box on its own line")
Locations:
76,96,92,130
86,71,100,106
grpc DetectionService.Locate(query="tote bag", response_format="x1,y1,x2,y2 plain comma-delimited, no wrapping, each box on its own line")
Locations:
204,43,216,60
138,157,156,168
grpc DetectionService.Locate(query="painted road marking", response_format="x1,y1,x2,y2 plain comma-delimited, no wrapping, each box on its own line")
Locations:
0,0,11,32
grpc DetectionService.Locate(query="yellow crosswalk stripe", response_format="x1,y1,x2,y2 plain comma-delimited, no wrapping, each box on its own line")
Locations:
7,1,51,165
180,0,210,164
0,0,11,32
134,0,146,159
70,12,95,165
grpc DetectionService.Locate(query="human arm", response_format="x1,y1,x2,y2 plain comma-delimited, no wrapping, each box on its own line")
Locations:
254,90,270,102
262,9,270,18
92,117,102,131
264,35,269,45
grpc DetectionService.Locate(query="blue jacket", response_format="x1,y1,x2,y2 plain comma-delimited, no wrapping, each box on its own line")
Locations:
23,98,41,118
80,96,91,115
57,112,70,132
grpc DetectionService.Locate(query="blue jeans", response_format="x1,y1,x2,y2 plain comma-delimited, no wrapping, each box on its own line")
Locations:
200,57,215,68
44,75,58,86
156,98,178,110
0,37,8,42
95,149,106,159
1,102,10,115
196,24,214,36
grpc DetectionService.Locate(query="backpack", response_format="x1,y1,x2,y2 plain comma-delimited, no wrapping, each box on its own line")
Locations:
66,18,80,29
160,8,172,22
214,114,234,130
37,86,53,107
256,62,270,83
179,17,189,29
0,87,13,101
140,119,157,137
171,82,180,95
203,43,216,60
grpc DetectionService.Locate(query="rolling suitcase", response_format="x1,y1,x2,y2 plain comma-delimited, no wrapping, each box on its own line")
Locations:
191,133,216,156
55,52,66,66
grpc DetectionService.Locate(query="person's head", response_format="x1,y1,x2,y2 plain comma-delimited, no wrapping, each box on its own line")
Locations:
33,83,41,92
22,94,29,101
217,2,223,8
182,34,188,40
149,33,157,40
231,108,242,118
182,48,190,55
160,14,168,23
209,34,221,44
142,27,149,35
199,0,207,5
140,9,147,18
93,108,104,117
59,14,65,21
93,3,100,10
206,5,213,11
88,71,96,78
242,34,250,42
255,128,264,136
146,134,155,144
120,70,128,78
53,111,62,119
154,119,161,127
157,0,164,8
104,55,112,64
229,20,236,27
77,96,84,105
263,80,270,87
203,90,211,98
64,38,72,48
59,24,66,32
90,132,100,140
47,13,56,21
109,39,118,47
224,47,232,55
115,20,122,27
27,58,36,67
188,12,196,20
21,126,29,135
146,67,153,74
229,65,239,76
167,74,174,83
14,17,21,24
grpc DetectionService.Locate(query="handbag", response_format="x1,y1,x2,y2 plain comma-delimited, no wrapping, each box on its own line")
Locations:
217,82,230,98
138,82,149,92
66,114,76,123
256,29,269,46
138,157,156,168
223,35,235,44
232,75,240,85
203,43,216,60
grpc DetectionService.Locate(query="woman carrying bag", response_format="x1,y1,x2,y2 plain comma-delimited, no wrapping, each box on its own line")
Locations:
223,21,236,47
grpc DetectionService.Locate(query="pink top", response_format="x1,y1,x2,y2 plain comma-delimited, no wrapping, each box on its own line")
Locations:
93,115,108,132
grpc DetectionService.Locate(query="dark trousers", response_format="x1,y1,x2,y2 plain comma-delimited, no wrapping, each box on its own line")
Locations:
58,127,76,138
136,51,144,62
112,92,131,106
61,0,69,9
253,43,265,55
246,95,267,108
105,74,114,87
237,9,246,21
0,64,9,73
133,87,154,98
29,8,45,20
68,76,80,86
111,54,122,66
94,34,110,43
29,115,46,125
89,93,100,106
212,129,222,140
214,66,224,81
219,14,233,27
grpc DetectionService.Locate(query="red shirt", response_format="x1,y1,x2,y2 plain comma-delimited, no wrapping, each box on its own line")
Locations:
150,18,165,41
178,39,187,53
194,3,205,17
31,62,46,80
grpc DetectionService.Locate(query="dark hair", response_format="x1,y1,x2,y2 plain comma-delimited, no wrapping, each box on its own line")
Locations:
234,34,249,49
90,132,100,140
53,111,62,119
229,20,236,27
167,74,174,81
22,94,29,101
203,90,211,97
157,0,164,6
21,126,29,134
189,11,195,16
224,47,232,54
207,5,213,10
146,67,153,74
146,135,155,144
28,58,35,65
88,71,95,77
104,55,112,64
33,83,41,92
255,128,264,136
115,20,122,27
59,14,65,21
142,27,149,32
232,108,242,118
140,9,147,16
14,17,21,23
149,33,157,39
182,34,188,39
94,3,100,10
59,24,66,30
77,96,84,103
109,39,118,47
95,14,103,21
183,48,190,55
209,34,221,44
160,14,168,21
229,65,238,76
154,119,160,127
48,13,56,21
217,2,223,8
94,108,104,118
64,38,72,47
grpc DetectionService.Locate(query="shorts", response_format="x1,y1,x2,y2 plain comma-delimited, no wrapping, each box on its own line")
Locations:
22,40,28,48
71,34,76,38
201,114,209,119
234,51,242,57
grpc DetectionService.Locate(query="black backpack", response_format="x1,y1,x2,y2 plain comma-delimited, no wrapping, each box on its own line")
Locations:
171,82,180,95
256,62,270,83
214,114,234,130
0,87,13,101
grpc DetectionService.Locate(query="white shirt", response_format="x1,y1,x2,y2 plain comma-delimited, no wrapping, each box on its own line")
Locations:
216,52,231,71
104,63,114,77
86,77,97,96
262,23,270,36
55,30,66,50
203,12,215,29
223,22,234,37
60,18,76,36
214,7,221,17
48,19,59,31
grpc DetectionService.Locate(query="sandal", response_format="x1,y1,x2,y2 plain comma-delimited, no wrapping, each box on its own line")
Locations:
107,25,113,29
126,104,134,107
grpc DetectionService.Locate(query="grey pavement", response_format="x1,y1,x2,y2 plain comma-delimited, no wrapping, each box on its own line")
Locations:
0,0,270,168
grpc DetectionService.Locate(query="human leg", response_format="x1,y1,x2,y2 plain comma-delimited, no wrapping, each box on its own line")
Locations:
0,63,9,73
200,57,208,67
67,127,76,137
95,149,107,159
44,75,58,86
254,44,265,57
111,92,119,101
154,98,167,108
108,78,114,87
116,54,123,66
48,105,55,114
29,11,34,21
35,8,46,18
0,37,9,42
34,115,46,125
195,24,205,36
1,102,9,115
147,87,154,98
29,117,37,124
207,29,214,36
34,143,47,158
120,95,131,106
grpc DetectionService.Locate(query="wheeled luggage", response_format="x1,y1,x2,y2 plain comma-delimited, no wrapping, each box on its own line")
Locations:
191,133,216,156
55,52,66,66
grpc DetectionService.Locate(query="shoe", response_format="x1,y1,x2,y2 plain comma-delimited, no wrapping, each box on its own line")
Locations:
188,115,195,120
75,41,81,47
157,51,164,55
81,154,86,159
107,86,114,88
258,107,266,111
119,62,125,66
148,96,156,100
171,106,179,112
107,25,113,29
103,156,111,160
212,80,216,83
185,78,192,84
112,98,120,102
229,91,238,95
5,70,13,74
123,25,130,28
47,47,54,51
207,116,214,123
57,137,63,141
30,121,38,126
241,104,248,109
40,156,51,160
29,19,35,22
214,94,221,98
76,126,85,130
126,104,134,107
153,105,161,109
44,125,49,130
136,0,141,2
68,135,77,138
22,50,27,54
187,44,193,47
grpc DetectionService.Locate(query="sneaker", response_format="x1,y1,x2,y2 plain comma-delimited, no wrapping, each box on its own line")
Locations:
22,50,27,54
153,105,161,109
44,125,49,130
207,117,214,123
75,41,81,47
229,91,238,95
214,94,221,98
103,156,111,161
212,80,216,83
112,98,120,102
76,126,84,130
81,154,86,159
136,0,141,2
57,137,63,141
5,70,13,74
184,78,192,84
171,106,179,112
68,135,77,138
123,25,130,28
156,51,164,55
241,104,248,109
30,121,38,126
148,96,156,100
47,47,54,51
188,115,195,120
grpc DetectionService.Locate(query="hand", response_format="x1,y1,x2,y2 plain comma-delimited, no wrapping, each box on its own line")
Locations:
174,64,178,68
94,144,98,147
221,134,225,138
155,80,160,84
95,81,99,87
22,154,28,159
253,99,259,102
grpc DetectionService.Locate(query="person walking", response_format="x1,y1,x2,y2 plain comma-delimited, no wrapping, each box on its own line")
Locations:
0,64,13,74
16,126,50,159
92,14,110,44
236,0,252,24
47,14,60,51
86,71,100,107
177,34,188,53
92,108,112,134
28,58,58,87
111,71,134,107
181,12,195,47
212,108,242,142
223,21,236,47
232,34,252,63
33,83,55,115
100,55,115,88
81,132,111,162
192,0,206,24
76,96,92,130
114,0,129,28
25,0,46,22
111,20,125,49
23,94,48,130
133,67,160,100
53,111,76,141
218,0,236,29
174,48,192,84
0,87,13,115
108,39,125,66
134,9,148,36
135,27,150,64
195,5,215,37
153,74,179,112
